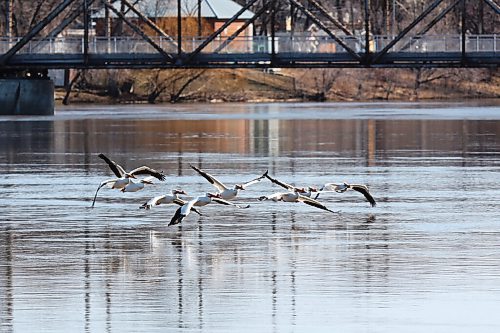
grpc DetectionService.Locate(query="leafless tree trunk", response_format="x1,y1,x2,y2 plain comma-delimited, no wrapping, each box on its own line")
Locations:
147,70,169,104
412,68,453,100
170,69,206,103
62,70,82,105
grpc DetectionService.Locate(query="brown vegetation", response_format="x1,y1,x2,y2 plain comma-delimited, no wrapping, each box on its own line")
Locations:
56,67,499,105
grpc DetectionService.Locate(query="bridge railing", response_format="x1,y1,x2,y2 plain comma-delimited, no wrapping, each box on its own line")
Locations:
0,34,498,55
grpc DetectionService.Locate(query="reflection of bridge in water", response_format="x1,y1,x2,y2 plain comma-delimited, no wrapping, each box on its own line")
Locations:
1,34,499,69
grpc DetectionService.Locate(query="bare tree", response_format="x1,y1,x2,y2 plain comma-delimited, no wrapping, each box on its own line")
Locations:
145,69,207,104
412,68,454,100
294,68,342,101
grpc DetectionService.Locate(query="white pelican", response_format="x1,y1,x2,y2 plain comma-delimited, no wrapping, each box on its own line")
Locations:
98,153,166,181
91,154,166,207
91,174,156,208
190,164,265,200
121,176,156,192
258,191,338,214
314,182,376,207
140,189,188,209
140,189,203,216
169,192,250,226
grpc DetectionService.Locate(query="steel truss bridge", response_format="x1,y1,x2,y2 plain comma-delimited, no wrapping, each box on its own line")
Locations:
0,0,499,72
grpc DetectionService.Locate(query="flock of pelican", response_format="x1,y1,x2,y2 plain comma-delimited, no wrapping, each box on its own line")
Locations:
92,154,376,226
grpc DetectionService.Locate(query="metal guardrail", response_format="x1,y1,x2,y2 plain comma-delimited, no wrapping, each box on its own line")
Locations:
0,34,498,55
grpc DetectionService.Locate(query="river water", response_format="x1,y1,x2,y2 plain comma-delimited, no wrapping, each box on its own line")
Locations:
1,101,500,332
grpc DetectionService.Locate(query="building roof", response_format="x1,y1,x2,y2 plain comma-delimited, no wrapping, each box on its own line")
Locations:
94,0,254,20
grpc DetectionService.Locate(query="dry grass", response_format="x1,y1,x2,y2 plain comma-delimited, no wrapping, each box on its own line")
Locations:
56,67,499,104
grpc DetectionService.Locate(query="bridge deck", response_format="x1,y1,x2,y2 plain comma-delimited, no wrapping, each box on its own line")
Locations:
4,52,498,69
1,35,499,69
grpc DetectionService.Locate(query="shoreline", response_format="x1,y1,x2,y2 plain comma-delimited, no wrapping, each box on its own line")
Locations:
55,68,500,106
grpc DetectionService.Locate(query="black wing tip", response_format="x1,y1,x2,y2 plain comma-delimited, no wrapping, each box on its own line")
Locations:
169,215,184,226
169,207,183,226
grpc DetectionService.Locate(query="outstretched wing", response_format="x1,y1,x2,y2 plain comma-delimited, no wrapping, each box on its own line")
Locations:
129,166,166,181
140,195,167,209
190,164,227,191
240,172,267,189
314,183,347,199
351,185,377,207
91,179,116,208
298,195,338,214
98,153,126,178
212,197,250,209
320,183,344,192
169,206,184,226
264,171,298,192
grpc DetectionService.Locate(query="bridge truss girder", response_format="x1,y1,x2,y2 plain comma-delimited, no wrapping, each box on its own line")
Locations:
0,0,499,70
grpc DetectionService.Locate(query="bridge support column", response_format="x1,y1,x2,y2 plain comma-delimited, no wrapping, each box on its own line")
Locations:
0,70,54,116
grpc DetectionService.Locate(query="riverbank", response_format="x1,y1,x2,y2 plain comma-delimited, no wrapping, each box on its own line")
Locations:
55,68,500,105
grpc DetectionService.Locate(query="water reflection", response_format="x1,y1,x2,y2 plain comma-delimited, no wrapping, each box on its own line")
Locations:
0,227,13,332
1,118,500,170
1,103,500,332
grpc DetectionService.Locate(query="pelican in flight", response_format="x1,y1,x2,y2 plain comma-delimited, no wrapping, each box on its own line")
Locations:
314,183,376,207
258,191,338,214
98,153,166,182
169,192,250,226
190,164,265,200
91,176,157,207
263,170,317,197
141,189,203,216
91,154,166,207
140,189,189,209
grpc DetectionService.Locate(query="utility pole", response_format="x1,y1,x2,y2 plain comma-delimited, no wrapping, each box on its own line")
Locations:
198,0,202,37
177,0,182,57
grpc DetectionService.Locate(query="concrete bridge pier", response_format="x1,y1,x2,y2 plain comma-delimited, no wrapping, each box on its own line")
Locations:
0,70,54,116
